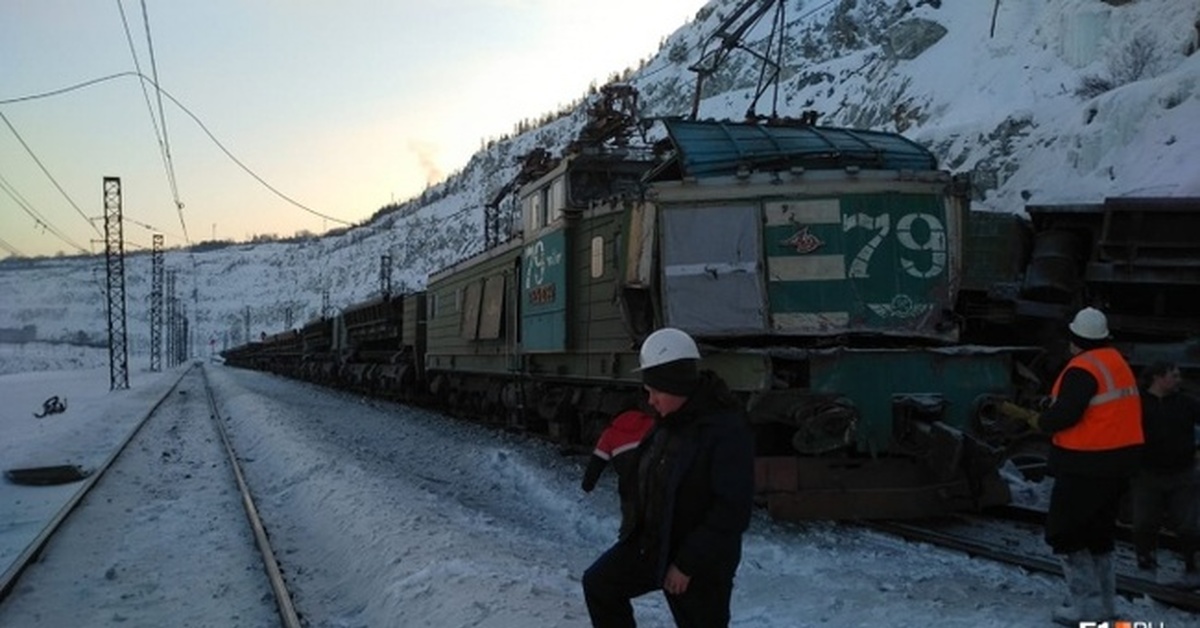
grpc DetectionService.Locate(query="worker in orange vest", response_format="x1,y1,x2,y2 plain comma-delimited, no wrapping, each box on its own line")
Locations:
582,408,655,539
1026,307,1144,625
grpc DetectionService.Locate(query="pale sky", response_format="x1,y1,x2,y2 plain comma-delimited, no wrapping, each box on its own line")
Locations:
0,0,709,258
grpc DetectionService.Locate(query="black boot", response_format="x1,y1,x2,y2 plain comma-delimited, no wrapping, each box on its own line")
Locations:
1094,552,1116,619
1133,527,1158,571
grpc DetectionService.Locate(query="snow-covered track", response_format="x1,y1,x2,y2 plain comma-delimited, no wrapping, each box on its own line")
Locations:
0,365,193,603
201,365,302,628
0,365,292,626
866,515,1200,613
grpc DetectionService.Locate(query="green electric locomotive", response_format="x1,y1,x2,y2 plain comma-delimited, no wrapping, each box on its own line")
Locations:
421,117,1017,520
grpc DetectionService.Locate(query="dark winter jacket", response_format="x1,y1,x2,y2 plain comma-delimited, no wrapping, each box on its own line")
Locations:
628,372,755,584
582,409,655,537
1139,389,1200,473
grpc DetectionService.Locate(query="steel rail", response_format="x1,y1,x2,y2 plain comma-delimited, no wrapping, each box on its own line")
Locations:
987,503,1186,552
201,365,302,628
865,518,1200,613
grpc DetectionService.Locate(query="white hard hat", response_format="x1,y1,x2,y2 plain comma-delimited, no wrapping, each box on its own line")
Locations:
635,327,700,371
1068,307,1109,340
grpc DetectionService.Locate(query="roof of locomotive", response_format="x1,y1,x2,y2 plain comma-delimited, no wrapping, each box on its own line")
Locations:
646,118,938,180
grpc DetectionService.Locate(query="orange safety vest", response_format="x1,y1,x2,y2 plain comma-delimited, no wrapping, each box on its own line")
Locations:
1049,347,1143,451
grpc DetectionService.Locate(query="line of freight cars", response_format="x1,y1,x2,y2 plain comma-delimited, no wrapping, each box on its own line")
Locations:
222,115,1200,522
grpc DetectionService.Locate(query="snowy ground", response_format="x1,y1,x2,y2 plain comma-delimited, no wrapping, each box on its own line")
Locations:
0,343,1195,627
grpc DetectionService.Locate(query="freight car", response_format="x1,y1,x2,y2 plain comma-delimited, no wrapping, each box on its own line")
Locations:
956,197,1200,480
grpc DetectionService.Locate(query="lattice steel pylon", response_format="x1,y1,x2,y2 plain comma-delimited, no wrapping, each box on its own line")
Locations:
103,177,130,390
380,254,392,297
178,300,189,363
166,269,176,367
150,234,164,372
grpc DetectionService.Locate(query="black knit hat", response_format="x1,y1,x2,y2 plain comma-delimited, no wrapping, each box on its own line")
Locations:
1069,330,1106,351
641,358,700,396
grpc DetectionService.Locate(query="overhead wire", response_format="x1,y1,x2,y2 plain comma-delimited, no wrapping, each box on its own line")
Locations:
126,0,202,358
139,0,181,224
116,0,186,242
2,93,174,255
0,72,354,229
124,215,183,240
0,170,90,253
0,110,101,240
634,0,840,106
0,236,25,257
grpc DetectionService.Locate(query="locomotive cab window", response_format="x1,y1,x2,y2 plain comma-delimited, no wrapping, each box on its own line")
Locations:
539,188,550,228
590,236,605,278
548,178,565,222
524,194,542,232
522,176,566,233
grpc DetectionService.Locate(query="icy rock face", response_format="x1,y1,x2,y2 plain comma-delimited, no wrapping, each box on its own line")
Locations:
4,0,1200,353
1054,6,1114,69
882,18,947,61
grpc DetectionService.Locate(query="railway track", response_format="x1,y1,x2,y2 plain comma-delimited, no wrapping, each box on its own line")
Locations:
0,365,301,626
865,510,1200,613
201,366,301,627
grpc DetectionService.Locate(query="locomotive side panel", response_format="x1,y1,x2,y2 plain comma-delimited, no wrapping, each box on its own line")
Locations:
520,228,569,353
425,240,523,377
570,207,638,356
520,206,641,382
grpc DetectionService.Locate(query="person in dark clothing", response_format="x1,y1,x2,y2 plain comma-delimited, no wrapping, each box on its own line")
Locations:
1130,361,1200,584
582,408,656,539
1025,307,1144,625
582,327,755,628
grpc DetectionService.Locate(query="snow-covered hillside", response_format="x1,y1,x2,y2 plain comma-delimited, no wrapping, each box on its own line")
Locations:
2,0,1198,356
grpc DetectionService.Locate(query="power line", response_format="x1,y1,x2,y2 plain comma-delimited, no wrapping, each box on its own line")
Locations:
0,110,101,239
0,236,26,257
0,72,353,227
140,0,178,206
138,0,187,242
116,0,186,241
124,215,183,241
118,1,200,360
2,103,177,253
0,171,90,253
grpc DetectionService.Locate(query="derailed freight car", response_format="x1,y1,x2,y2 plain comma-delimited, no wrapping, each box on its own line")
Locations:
419,118,1019,520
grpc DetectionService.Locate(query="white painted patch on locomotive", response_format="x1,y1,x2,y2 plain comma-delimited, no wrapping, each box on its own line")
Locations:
763,199,841,226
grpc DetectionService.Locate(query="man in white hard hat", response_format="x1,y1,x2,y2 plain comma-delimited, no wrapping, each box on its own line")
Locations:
582,327,754,628
1025,306,1144,624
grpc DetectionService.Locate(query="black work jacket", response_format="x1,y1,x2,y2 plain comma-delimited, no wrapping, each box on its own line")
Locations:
627,374,755,583
1140,389,1200,473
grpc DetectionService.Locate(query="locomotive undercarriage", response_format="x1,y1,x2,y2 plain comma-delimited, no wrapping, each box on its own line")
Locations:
746,351,1013,519
417,344,1017,520
425,369,644,454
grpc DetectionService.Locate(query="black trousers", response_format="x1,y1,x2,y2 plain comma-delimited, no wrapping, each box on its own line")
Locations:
1130,468,1200,565
1045,472,1129,555
582,541,733,628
